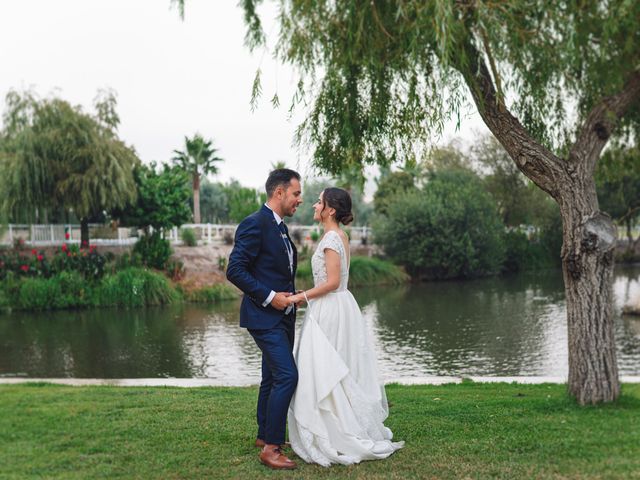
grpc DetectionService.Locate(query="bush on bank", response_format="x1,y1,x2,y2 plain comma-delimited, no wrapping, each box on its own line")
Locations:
0,268,178,310
0,267,238,311
0,238,241,311
375,170,506,280
295,254,408,287
182,284,238,303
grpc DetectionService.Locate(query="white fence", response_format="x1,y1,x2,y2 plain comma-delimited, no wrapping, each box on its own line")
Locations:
1,224,139,246
0,223,372,247
166,224,371,246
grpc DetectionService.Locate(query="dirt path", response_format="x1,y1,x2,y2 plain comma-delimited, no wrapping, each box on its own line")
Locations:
171,244,235,291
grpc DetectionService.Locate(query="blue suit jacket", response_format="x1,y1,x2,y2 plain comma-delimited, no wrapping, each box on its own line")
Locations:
226,205,297,329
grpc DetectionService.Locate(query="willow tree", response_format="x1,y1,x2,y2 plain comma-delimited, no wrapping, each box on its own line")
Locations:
176,1,639,403
0,90,139,245
172,134,223,224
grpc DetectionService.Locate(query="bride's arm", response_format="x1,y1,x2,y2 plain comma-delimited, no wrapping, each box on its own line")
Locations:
289,248,341,304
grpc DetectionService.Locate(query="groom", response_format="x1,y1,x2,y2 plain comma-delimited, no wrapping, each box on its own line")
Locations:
226,168,302,470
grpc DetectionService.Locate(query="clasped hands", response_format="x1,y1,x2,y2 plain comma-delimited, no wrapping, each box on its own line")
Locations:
271,291,307,311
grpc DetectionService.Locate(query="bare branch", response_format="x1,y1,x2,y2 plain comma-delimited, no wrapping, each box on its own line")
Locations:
570,70,640,177
476,26,504,109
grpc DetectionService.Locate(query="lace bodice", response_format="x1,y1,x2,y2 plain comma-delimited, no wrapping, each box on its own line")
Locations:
311,230,350,291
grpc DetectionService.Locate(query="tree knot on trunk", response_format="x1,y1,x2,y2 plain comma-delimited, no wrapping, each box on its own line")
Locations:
593,121,610,140
580,213,617,254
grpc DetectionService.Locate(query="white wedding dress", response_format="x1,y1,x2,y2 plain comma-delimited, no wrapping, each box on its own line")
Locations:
288,230,404,466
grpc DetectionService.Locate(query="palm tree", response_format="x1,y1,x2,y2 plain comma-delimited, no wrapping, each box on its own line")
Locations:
172,134,223,224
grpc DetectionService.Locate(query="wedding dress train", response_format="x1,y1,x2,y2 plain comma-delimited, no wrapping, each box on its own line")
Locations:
288,230,404,466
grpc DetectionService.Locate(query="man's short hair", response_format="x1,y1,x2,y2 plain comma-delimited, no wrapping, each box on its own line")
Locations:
265,168,301,197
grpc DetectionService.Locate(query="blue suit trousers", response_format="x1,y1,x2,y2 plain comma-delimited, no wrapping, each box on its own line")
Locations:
248,315,298,445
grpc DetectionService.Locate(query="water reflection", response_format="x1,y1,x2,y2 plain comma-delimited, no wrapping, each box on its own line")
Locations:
356,271,568,378
0,267,639,382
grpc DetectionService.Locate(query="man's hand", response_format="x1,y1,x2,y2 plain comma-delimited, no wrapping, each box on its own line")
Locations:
270,292,293,310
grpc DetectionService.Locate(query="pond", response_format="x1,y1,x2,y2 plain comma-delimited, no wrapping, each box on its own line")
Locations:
1,266,639,384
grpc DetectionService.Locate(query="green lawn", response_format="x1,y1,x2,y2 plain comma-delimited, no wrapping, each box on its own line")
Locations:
1,382,638,479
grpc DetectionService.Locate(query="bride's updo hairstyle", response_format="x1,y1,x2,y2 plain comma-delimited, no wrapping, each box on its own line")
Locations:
322,187,354,225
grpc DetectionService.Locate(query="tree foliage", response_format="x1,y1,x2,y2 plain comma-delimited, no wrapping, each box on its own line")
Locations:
224,180,266,223
373,171,416,216
596,146,640,250
234,1,639,173
117,162,191,231
470,135,554,227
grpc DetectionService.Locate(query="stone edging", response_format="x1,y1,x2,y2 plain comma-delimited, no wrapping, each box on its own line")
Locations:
1,376,639,387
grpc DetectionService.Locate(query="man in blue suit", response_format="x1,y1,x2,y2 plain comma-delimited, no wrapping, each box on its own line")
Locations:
226,168,302,470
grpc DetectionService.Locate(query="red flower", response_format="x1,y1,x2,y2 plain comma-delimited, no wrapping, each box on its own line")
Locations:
37,254,44,261
65,232,70,240
66,252,71,257
82,240,88,247
62,244,68,252
31,249,37,255
20,265,29,272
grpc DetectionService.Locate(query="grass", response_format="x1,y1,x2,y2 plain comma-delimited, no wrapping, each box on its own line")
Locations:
296,255,409,288
0,382,638,479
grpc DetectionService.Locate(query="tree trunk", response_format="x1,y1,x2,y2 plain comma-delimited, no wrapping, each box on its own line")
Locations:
626,219,633,254
457,33,640,404
193,174,201,224
559,191,620,404
80,218,90,248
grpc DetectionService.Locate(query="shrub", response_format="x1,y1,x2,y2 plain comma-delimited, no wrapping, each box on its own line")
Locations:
503,230,531,272
133,232,172,270
295,255,408,287
348,256,409,286
186,284,238,303
537,206,563,267
18,277,63,310
16,271,93,310
12,237,26,251
502,229,559,272
114,252,144,271
1,244,105,281
165,258,186,281
94,267,179,307
181,228,197,247
310,230,320,242
57,271,90,307
50,244,106,280
374,169,506,279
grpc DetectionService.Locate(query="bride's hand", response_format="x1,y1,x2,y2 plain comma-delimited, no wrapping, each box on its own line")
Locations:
290,293,306,306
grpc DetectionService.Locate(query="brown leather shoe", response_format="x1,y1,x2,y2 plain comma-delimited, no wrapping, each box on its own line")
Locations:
255,438,291,449
259,444,297,470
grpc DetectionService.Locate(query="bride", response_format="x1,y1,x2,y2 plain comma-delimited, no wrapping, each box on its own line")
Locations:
285,187,404,467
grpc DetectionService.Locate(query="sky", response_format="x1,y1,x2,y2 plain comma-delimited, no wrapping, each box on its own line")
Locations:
0,0,488,194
